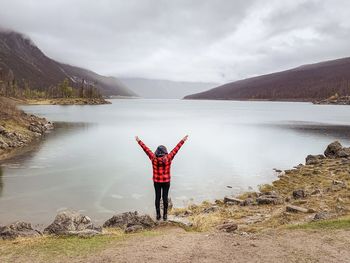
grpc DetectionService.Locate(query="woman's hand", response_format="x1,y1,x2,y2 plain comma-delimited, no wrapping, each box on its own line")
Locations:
135,136,140,142
183,135,189,141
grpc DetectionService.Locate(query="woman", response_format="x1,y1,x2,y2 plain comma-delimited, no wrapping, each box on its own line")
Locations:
135,135,188,220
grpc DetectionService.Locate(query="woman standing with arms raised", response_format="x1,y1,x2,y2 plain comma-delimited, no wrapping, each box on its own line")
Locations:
135,135,188,221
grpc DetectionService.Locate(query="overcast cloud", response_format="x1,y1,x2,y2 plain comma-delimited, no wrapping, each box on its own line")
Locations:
0,0,349,83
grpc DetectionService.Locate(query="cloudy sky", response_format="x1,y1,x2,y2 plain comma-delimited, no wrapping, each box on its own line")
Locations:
0,0,349,83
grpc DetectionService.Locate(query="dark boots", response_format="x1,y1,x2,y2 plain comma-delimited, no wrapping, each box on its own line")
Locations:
156,205,168,221
163,202,168,221
156,209,161,221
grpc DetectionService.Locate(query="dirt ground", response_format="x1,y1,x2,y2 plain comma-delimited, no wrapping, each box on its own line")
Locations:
77,226,349,263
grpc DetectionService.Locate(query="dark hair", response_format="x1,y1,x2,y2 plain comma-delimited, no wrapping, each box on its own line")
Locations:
155,145,168,157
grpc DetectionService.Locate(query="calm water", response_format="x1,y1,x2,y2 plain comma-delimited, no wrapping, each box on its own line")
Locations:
1,99,350,225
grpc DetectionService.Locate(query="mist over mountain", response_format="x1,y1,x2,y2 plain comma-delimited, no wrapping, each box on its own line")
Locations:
0,30,136,96
184,57,350,101
119,77,218,99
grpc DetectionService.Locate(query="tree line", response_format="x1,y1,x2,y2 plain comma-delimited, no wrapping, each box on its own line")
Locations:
0,71,102,99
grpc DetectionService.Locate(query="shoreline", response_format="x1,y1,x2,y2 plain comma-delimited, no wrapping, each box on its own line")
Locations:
0,140,349,262
0,97,54,162
21,97,111,105
1,141,349,236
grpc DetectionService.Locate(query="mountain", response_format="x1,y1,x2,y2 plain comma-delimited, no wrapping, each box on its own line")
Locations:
184,57,350,101
119,77,218,99
0,30,136,96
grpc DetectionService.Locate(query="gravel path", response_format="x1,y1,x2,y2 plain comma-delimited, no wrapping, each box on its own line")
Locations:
81,226,350,263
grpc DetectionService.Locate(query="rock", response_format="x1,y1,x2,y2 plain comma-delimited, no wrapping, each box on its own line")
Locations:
0,125,6,134
167,216,193,228
215,199,224,205
224,196,244,205
256,192,283,205
103,211,156,231
313,211,332,221
332,180,347,189
28,124,43,134
286,205,314,213
183,210,193,216
0,138,9,149
337,197,345,203
338,148,350,158
310,189,322,196
292,189,306,199
44,210,101,236
305,154,325,165
0,221,42,240
241,198,254,206
203,205,220,213
217,222,238,233
324,141,350,158
125,225,144,233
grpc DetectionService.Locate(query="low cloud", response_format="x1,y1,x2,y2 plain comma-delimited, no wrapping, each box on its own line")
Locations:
0,0,349,83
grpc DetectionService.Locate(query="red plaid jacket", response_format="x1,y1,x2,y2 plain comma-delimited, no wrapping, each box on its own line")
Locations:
138,139,185,183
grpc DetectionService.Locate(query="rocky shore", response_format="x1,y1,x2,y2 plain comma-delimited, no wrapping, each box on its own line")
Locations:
1,140,349,241
171,140,350,232
0,97,54,161
313,94,350,105
24,97,111,105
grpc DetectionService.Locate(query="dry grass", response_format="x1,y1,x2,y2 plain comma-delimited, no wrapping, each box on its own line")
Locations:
0,228,161,263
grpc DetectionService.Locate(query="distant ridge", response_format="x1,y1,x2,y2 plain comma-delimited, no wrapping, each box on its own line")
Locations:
119,77,218,99
184,57,350,101
0,30,136,96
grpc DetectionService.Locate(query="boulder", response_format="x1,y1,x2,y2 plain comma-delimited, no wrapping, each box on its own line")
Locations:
0,137,9,149
167,216,193,228
217,222,238,233
324,141,350,158
241,198,255,206
305,154,325,165
332,180,347,187
313,211,332,221
28,124,43,134
125,225,144,233
0,125,6,134
256,192,283,205
224,196,244,205
0,221,42,240
286,205,314,213
292,189,306,199
103,211,156,232
44,210,102,236
203,205,220,213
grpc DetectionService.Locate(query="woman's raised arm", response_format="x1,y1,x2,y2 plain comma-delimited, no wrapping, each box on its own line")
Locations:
135,136,155,160
168,135,188,160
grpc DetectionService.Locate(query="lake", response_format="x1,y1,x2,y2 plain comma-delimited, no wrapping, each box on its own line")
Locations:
1,99,350,225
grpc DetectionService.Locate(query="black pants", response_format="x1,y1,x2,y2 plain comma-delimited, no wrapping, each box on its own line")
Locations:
153,182,170,216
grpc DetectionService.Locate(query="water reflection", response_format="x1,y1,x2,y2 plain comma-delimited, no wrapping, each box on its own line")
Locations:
0,122,92,164
273,122,350,140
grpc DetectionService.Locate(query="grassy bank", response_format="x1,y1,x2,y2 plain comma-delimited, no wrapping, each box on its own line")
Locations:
0,228,160,263
287,216,350,230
